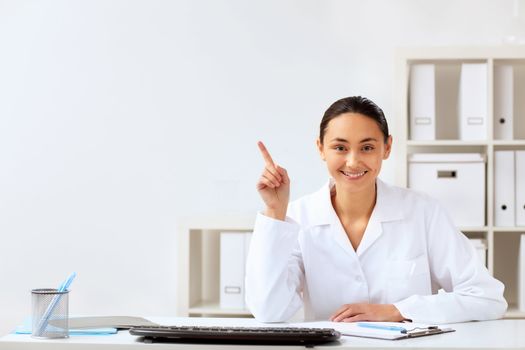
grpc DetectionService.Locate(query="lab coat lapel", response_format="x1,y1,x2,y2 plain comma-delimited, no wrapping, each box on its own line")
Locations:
331,210,358,257
320,179,357,258
356,179,404,257
355,209,382,257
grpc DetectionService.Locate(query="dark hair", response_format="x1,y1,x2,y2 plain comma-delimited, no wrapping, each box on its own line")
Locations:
319,96,389,144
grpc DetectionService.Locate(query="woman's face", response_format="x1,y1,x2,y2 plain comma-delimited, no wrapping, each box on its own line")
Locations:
317,112,392,194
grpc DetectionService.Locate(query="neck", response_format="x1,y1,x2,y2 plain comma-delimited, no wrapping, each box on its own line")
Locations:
332,181,377,220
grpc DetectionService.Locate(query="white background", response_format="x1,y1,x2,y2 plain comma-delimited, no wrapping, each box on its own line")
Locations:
0,0,524,335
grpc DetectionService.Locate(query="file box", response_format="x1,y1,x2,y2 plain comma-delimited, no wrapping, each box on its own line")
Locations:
459,63,488,140
408,153,486,227
410,64,436,140
494,151,515,226
518,233,525,312
220,232,252,309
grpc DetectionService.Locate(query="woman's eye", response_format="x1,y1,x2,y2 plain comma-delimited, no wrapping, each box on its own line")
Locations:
335,146,346,152
362,145,375,152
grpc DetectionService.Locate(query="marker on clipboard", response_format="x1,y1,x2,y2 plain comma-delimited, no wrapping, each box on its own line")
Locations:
356,322,407,333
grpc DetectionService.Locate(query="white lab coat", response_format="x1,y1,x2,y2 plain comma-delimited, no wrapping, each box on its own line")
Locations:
245,178,507,324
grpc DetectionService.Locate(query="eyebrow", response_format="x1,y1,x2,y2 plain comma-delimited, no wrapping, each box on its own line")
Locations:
330,137,378,143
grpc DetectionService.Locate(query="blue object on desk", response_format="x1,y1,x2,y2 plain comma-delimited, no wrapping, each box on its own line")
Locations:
16,317,117,335
356,322,407,333
35,272,77,335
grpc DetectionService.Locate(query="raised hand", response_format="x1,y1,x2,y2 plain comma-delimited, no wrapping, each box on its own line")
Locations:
256,141,290,221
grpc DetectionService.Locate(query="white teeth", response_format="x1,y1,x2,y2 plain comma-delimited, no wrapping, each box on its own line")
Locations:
342,170,366,178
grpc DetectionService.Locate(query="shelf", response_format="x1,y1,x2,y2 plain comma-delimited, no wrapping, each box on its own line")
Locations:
407,140,488,146
397,47,525,314
493,140,525,146
178,218,255,318
459,227,489,232
189,301,253,316
494,227,525,233
408,140,525,147
504,305,525,319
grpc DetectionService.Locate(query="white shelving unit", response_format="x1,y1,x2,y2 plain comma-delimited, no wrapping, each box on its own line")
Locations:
394,46,525,318
177,216,255,318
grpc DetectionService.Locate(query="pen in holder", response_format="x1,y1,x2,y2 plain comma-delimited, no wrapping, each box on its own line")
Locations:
31,288,69,338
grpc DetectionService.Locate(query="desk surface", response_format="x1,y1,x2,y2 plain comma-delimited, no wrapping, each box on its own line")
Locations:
1,317,524,350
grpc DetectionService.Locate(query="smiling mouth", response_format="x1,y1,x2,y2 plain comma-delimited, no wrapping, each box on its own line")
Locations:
340,170,368,179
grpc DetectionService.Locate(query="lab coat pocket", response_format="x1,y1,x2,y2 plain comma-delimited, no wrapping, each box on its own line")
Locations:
386,254,430,303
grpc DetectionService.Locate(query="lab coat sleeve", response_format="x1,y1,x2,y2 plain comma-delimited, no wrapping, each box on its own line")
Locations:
394,201,508,324
245,212,304,322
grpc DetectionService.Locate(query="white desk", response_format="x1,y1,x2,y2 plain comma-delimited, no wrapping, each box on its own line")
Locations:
1,317,524,350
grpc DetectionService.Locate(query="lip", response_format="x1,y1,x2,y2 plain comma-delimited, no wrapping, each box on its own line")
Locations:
340,170,368,180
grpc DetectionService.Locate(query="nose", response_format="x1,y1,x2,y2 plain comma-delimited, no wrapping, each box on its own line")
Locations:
345,150,360,167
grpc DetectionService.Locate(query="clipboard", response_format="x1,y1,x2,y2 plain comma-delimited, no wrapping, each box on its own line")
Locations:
335,322,455,340
399,326,455,339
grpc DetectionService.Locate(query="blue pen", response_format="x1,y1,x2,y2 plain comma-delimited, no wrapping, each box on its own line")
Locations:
357,322,407,333
35,272,77,335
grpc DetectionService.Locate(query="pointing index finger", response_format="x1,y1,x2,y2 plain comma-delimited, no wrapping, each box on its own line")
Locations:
257,141,276,167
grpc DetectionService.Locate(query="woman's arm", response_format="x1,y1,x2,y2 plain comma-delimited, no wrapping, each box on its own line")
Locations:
245,213,304,322
394,202,508,324
246,141,303,322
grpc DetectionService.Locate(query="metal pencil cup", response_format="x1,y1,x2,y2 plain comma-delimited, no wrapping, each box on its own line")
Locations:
31,288,69,339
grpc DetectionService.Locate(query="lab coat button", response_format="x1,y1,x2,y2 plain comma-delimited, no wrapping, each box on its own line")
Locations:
355,275,363,282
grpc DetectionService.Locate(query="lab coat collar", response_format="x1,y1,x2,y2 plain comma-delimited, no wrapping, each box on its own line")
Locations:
306,180,335,227
372,178,405,223
308,177,404,227
308,177,405,256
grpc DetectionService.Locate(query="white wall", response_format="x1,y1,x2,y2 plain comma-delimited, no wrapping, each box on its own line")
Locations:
0,0,523,334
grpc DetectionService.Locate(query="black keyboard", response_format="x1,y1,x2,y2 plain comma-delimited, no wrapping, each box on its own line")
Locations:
129,325,341,345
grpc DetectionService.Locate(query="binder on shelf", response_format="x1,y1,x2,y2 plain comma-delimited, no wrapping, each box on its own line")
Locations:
517,151,525,226
494,65,514,140
220,232,252,309
409,64,436,140
458,63,488,140
518,233,525,312
494,151,515,227
469,238,487,267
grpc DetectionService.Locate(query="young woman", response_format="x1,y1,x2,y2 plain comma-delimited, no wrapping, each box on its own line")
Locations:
245,96,507,324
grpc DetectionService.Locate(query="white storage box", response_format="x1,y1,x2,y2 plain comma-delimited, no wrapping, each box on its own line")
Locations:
408,153,486,227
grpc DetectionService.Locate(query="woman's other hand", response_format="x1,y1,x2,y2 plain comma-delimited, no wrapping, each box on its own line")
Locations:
329,303,405,322
256,141,290,221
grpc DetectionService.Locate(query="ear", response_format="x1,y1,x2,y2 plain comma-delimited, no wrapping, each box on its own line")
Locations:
316,138,326,161
383,135,393,160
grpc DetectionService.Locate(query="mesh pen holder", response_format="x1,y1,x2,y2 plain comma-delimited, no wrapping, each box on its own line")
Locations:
31,288,69,339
